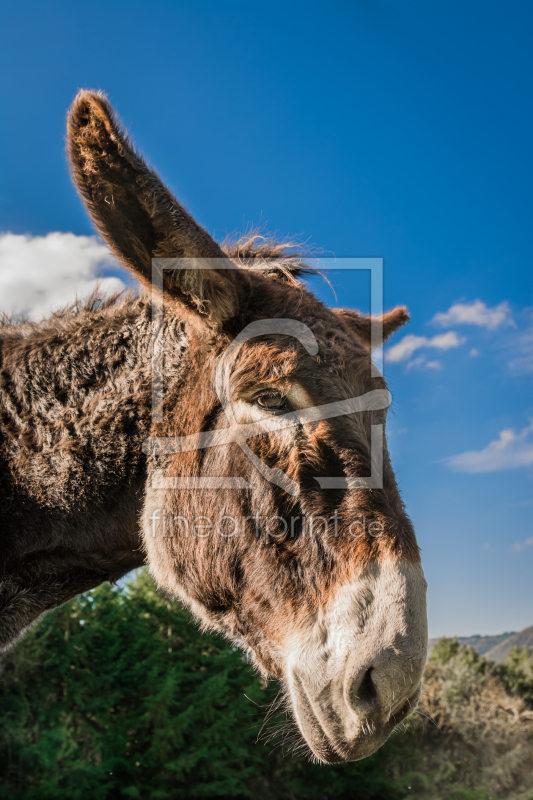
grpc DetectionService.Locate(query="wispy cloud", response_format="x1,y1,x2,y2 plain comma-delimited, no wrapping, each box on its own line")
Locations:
512,536,533,552
444,420,533,473
387,331,465,363
508,322,533,376
432,300,514,330
406,355,443,371
0,232,126,320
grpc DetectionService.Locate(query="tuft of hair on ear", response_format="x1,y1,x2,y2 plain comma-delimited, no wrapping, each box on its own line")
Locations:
222,230,317,285
333,306,410,352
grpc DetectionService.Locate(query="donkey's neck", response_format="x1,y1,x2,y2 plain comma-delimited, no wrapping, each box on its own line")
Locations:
0,296,189,556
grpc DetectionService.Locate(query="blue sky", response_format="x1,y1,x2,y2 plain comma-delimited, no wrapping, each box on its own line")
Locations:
0,0,531,637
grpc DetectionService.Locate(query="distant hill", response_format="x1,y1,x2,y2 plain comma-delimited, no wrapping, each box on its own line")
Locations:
485,625,533,663
428,625,533,662
428,631,515,656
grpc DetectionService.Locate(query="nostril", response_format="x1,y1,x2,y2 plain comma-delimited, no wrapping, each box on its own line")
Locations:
349,667,378,713
358,668,377,705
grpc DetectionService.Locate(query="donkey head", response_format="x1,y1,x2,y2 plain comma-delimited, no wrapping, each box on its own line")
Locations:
68,90,427,763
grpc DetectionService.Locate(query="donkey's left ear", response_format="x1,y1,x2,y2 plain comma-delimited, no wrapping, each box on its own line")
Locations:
67,90,244,326
333,306,410,352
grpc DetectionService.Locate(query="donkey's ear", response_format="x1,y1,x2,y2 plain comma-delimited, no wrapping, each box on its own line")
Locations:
67,90,241,324
334,306,410,352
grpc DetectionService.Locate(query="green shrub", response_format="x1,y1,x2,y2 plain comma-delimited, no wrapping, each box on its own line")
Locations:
497,647,533,706
0,571,401,800
1,578,531,800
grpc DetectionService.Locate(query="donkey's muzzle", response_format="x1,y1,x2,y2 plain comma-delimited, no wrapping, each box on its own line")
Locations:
290,654,424,763
285,561,428,763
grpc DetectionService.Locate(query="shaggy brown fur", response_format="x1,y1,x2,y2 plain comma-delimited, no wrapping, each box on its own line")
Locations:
0,92,423,761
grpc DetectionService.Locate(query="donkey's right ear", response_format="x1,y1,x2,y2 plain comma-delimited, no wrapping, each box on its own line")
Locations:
67,90,242,324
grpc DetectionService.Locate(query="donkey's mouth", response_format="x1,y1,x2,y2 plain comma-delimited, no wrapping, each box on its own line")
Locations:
290,673,421,763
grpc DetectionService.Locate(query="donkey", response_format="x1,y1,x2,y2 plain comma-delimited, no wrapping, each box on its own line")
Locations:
0,90,427,763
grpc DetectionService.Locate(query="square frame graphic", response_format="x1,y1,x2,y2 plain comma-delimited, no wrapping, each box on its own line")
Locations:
145,258,387,491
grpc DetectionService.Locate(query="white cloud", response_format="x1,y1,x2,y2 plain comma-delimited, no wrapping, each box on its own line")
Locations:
432,300,514,330
469,348,479,357
406,355,443,371
387,334,427,362
512,537,533,552
387,330,465,363
406,355,426,370
0,232,126,320
444,420,533,473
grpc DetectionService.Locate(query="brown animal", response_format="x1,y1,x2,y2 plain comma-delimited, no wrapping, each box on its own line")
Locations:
0,90,427,763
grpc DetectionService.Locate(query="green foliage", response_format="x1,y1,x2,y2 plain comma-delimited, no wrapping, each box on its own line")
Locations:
430,638,488,674
421,638,533,799
431,637,533,708
430,637,462,665
1,581,531,799
497,647,533,705
429,639,490,704
0,571,402,800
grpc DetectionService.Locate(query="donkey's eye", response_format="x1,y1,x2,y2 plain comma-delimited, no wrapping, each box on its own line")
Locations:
255,391,289,413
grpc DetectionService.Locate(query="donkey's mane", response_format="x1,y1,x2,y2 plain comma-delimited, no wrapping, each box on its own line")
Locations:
222,232,314,284
0,291,144,338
